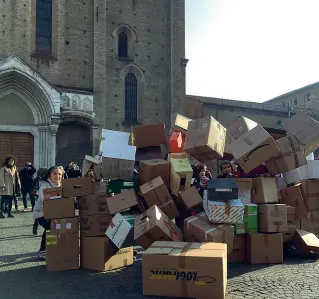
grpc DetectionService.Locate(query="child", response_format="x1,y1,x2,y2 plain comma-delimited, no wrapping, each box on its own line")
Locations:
217,161,238,178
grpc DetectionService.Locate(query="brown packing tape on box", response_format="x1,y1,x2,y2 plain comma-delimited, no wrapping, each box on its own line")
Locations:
179,242,193,298
224,201,232,217
273,205,282,232
263,234,270,264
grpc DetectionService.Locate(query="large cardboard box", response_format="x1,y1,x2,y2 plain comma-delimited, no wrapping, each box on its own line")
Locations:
301,179,319,211
280,184,309,220
106,180,136,195
203,195,244,224
246,233,283,264
207,179,238,201
251,177,278,204
50,218,79,235
232,178,252,204
140,176,179,220
139,159,171,188
133,123,166,148
184,214,234,253
81,236,133,271
46,233,79,272
184,116,226,162
62,177,94,198
227,118,281,173
178,186,203,210
80,214,112,237
92,180,107,194
258,204,288,233
106,189,139,215
105,213,132,248
168,153,193,196
134,205,183,249
142,241,227,299
292,229,319,254
228,235,246,263
43,198,75,219
43,187,63,200
233,204,258,234
282,112,319,156
77,193,109,216
265,135,306,175
102,156,135,181
135,146,163,162
82,155,101,179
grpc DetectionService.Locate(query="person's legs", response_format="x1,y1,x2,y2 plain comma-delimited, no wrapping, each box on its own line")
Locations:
33,218,39,235
3,196,13,218
13,196,18,211
0,196,5,218
22,189,28,209
37,217,50,259
29,191,35,211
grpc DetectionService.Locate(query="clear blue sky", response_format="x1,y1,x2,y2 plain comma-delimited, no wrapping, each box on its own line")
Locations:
185,0,319,102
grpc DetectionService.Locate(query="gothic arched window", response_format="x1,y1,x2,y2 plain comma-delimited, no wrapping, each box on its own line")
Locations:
36,0,53,54
125,73,138,123
118,32,128,58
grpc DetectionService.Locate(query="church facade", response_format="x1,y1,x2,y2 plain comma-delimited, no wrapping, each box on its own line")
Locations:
0,0,186,169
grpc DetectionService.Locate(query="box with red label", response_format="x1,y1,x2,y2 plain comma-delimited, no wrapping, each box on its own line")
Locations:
62,177,94,198
134,205,183,249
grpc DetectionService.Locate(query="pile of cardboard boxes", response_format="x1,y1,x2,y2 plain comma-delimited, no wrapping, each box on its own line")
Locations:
42,112,319,299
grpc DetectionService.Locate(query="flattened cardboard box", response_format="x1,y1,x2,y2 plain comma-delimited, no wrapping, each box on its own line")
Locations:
184,116,226,162
62,177,94,198
81,236,133,272
134,205,183,249
46,233,79,272
178,186,202,210
228,123,281,174
228,235,246,263
77,193,109,216
280,184,309,220
140,176,179,220
50,217,79,235
80,214,112,237
184,214,234,253
106,189,139,215
258,204,288,233
139,159,171,188
43,198,75,220
265,135,306,175
246,233,283,264
142,241,227,299
252,177,278,204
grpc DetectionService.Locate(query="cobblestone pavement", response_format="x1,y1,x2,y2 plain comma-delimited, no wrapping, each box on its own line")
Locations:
1,210,319,299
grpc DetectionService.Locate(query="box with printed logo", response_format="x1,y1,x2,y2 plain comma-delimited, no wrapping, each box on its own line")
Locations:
233,204,258,234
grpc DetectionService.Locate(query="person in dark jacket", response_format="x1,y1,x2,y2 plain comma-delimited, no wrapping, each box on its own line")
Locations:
19,162,36,212
217,161,238,178
65,162,82,179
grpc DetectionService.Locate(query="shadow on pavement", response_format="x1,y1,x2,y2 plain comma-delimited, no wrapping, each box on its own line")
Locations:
0,225,33,230
0,235,40,242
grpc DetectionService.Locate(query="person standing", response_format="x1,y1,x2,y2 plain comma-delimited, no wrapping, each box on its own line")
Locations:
65,162,82,179
19,162,36,212
0,157,21,218
33,166,63,260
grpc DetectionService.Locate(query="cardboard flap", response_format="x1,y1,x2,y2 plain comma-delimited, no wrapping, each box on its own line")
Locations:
140,177,164,194
83,155,101,165
174,113,192,131
143,247,175,255
294,229,319,252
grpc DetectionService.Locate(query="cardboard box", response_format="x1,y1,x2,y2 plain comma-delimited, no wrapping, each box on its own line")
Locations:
246,233,283,264
77,193,109,216
287,206,296,222
282,223,296,243
252,177,278,204
135,146,163,162
265,135,306,175
306,160,319,179
184,214,234,253
280,184,309,219
207,179,238,201
184,116,226,162
227,118,281,173
105,213,132,248
282,112,319,156
82,155,101,179
62,177,94,198
43,187,63,200
139,176,179,220
81,236,133,271
106,189,139,215
43,198,75,219
107,180,136,194
233,204,258,234
178,186,202,210
50,218,79,235
169,132,184,153
228,235,246,263
173,113,192,132
142,241,227,299
258,204,288,233
80,214,112,237
46,233,79,272
301,179,319,211
232,178,252,204
139,159,171,188
133,123,166,148
168,153,193,196
92,180,107,194
203,194,244,224
292,229,319,254
102,157,135,181
134,205,183,249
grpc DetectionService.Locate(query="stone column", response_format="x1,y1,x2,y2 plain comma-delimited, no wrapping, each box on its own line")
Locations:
91,125,100,157
49,125,59,166
38,125,49,168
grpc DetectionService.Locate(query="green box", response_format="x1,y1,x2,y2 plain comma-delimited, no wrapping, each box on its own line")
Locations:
234,204,258,234
107,180,137,194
